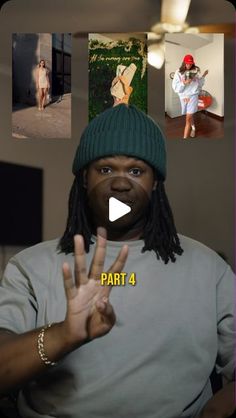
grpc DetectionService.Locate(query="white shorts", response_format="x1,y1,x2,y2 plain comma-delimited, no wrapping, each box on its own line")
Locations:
180,95,198,115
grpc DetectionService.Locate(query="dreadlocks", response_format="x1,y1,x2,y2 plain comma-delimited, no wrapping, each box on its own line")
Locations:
59,172,92,254
142,182,183,263
59,169,183,264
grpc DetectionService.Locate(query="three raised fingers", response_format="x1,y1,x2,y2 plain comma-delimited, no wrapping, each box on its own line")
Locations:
64,228,129,297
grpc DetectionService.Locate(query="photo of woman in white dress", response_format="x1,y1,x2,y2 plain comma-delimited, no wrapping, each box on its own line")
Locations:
36,59,50,111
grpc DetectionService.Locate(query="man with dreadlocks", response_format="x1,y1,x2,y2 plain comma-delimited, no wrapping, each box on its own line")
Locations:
0,105,234,418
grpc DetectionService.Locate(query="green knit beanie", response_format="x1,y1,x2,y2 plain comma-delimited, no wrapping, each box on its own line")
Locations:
72,104,167,180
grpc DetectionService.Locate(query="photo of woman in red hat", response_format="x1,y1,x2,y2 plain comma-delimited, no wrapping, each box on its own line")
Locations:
172,54,208,139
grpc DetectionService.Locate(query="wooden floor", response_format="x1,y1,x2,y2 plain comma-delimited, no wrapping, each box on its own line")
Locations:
165,111,224,140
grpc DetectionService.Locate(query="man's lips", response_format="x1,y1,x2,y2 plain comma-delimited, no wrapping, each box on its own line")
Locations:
105,196,135,207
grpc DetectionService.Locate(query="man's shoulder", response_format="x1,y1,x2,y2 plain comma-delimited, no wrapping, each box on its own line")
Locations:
179,234,222,259
12,238,62,265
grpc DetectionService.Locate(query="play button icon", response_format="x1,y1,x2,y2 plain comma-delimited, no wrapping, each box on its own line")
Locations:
87,176,150,233
109,197,131,222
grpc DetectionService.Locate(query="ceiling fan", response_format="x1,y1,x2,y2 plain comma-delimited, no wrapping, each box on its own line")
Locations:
148,0,234,69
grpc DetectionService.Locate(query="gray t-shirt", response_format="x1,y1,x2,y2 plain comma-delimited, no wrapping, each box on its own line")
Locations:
0,235,234,418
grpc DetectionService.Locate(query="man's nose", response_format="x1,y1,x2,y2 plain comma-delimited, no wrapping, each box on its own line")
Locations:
110,176,132,191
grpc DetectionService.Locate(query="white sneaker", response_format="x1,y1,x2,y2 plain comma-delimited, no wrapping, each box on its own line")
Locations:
190,125,196,138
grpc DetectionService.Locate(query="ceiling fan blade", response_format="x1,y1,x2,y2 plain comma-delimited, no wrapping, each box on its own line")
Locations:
196,23,234,38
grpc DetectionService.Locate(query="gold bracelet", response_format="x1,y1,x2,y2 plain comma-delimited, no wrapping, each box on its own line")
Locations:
37,324,57,366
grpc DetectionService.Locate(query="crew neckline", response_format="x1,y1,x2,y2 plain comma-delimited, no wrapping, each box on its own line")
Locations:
91,235,144,249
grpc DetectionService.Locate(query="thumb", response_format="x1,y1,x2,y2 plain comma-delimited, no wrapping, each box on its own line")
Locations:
96,298,116,327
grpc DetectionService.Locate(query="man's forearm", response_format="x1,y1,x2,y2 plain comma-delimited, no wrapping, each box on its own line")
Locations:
198,382,235,418
0,323,82,396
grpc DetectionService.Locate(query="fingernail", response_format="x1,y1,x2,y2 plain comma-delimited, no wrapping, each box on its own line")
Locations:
97,227,107,240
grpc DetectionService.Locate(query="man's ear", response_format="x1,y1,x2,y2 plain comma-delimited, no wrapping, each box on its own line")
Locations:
83,170,87,188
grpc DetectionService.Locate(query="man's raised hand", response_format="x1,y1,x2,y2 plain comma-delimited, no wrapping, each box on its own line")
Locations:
62,228,129,347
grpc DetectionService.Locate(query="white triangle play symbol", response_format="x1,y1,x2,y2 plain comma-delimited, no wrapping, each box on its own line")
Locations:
109,197,131,222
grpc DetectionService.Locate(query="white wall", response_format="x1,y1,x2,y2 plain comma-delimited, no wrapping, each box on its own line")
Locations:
195,34,224,117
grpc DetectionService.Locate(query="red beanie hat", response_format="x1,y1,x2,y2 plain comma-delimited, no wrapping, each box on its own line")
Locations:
183,54,195,64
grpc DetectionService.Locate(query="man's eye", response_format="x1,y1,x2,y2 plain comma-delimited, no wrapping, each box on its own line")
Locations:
129,168,142,176
100,167,112,174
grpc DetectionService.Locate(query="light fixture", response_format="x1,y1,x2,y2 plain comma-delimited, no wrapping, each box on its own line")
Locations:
151,0,192,34
160,0,191,25
148,0,193,69
151,22,189,34
148,43,165,69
